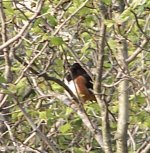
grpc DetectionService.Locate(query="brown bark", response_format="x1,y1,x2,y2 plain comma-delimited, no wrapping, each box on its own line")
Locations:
93,2,113,153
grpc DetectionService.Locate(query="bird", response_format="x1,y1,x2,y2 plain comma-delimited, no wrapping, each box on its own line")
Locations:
64,63,96,102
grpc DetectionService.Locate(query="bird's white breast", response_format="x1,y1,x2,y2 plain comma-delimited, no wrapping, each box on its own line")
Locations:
64,79,78,97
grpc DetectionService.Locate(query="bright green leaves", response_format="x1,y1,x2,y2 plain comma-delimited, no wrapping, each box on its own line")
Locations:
131,110,150,128
6,78,27,96
104,20,115,28
129,94,145,104
73,147,85,153
50,36,64,46
120,7,133,22
0,76,6,84
15,78,27,96
48,15,58,28
81,32,91,42
39,111,47,120
129,93,150,128
68,0,85,13
101,0,112,5
81,42,90,53
130,0,148,9
84,15,96,28
108,39,118,51
26,49,33,57
60,123,72,133
2,1,15,16
6,84,17,94
39,109,52,121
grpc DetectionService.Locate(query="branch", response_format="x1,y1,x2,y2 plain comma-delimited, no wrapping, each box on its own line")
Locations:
53,0,89,35
116,31,129,153
0,1,7,43
93,2,113,153
0,0,44,51
0,1,12,82
3,121,20,150
130,10,149,40
14,41,49,84
136,137,150,153
126,39,148,64
12,96,61,153
44,92,104,149
0,146,41,153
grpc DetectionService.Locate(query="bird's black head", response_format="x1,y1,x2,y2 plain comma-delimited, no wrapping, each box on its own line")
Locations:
66,63,86,81
70,63,86,76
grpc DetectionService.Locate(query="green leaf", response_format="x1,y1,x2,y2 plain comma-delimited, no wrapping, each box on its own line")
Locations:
16,78,27,96
47,118,53,126
0,76,6,83
16,111,24,119
104,20,115,28
50,37,64,46
65,107,73,116
74,147,85,153
39,111,47,120
41,5,49,14
144,117,150,127
60,123,71,133
41,34,49,42
81,32,91,41
131,0,147,9
120,8,132,21
52,82,62,92
108,39,118,51
48,16,57,27
68,6,76,14
81,42,90,53
3,1,14,15
7,84,17,94
85,16,95,27
73,118,82,127
79,7,90,16
101,0,112,5
26,50,33,57
46,109,52,118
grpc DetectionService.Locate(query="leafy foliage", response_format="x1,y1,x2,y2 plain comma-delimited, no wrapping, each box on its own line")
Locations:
0,0,149,153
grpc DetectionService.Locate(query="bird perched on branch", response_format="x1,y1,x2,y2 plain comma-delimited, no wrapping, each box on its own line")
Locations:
64,63,96,102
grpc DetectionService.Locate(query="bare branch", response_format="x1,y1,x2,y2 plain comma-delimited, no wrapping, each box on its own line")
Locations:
53,0,89,35
15,41,49,84
0,0,12,82
130,10,149,40
0,0,44,51
0,146,41,153
93,2,113,153
136,137,150,153
126,39,148,64
4,121,18,149
12,97,61,153
44,92,104,149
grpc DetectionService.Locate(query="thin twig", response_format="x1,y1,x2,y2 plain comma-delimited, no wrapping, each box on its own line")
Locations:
53,0,89,35
15,41,49,84
126,39,148,64
12,96,61,153
130,10,149,40
0,0,44,51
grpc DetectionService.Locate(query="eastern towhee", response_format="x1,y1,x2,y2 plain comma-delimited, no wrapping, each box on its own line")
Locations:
64,63,96,102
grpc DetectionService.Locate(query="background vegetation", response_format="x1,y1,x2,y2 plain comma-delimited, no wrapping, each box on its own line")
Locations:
0,0,149,153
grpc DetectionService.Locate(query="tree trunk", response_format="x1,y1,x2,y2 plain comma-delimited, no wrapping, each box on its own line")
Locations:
93,1,113,153
116,38,129,153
